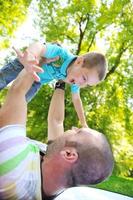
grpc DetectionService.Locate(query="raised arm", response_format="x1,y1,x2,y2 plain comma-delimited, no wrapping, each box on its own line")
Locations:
47,83,65,142
72,92,88,128
13,42,59,81
0,69,34,128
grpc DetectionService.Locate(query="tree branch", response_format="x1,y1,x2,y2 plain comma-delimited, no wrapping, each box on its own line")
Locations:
105,43,127,79
87,23,111,52
76,14,89,55
65,34,76,43
87,31,97,52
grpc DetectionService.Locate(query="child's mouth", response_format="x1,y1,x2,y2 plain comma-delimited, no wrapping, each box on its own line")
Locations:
69,79,75,84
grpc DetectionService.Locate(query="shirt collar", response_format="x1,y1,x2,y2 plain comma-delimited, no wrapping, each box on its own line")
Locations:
60,56,77,77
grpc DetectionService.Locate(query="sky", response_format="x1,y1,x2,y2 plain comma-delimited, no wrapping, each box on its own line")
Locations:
0,0,112,64
0,0,42,64
11,0,42,48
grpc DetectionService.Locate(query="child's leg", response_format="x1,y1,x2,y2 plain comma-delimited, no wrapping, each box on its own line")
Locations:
0,58,42,102
0,58,23,90
25,81,42,102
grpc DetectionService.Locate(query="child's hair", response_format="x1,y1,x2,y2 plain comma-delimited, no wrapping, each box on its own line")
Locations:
82,52,107,81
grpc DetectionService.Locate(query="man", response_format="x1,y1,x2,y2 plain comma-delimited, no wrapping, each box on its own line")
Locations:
0,69,114,200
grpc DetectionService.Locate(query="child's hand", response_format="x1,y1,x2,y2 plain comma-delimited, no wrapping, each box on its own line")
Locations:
82,123,89,128
13,47,43,82
13,47,60,82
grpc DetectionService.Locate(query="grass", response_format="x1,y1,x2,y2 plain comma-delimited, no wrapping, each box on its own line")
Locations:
92,176,133,197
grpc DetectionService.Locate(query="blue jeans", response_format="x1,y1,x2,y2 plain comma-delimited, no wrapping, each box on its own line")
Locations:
0,59,41,102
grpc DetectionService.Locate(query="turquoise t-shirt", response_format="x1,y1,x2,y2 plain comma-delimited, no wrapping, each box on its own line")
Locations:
38,43,80,93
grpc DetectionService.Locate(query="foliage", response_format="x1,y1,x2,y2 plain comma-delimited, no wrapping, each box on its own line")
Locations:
27,84,53,143
36,0,133,177
95,175,133,197
0,0,31,48
0,88,8,108
0,0,133,180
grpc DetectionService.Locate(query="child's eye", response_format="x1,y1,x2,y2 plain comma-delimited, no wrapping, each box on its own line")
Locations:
83,76,86,81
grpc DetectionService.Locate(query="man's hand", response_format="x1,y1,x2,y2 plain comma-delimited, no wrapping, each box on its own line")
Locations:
13,47,60,82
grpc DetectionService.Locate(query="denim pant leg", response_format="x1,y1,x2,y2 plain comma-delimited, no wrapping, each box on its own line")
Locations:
0,58,24,90
26,81,42,102
0,58,42,102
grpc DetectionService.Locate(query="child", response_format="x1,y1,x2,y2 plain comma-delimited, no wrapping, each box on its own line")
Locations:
0,42,107,127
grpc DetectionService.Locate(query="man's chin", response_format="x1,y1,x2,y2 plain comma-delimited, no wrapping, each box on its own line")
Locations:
42,191,57,200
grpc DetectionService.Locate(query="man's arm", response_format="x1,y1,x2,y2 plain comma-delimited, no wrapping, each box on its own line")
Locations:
0,69,34,128
72,92,88,128
47,88,65,142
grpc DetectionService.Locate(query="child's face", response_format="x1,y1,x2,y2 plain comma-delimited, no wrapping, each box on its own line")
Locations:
65,57,100,87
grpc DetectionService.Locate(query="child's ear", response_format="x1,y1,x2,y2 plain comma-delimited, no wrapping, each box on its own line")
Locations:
75,56,84,66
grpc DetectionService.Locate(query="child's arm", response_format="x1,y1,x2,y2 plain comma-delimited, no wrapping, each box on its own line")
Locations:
72,92,88,128
13,42,59,81
14,42,46,60
13,43,45,81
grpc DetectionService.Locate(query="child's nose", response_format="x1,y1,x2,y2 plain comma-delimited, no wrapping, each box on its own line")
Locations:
75,77,85,85
78,77,85,85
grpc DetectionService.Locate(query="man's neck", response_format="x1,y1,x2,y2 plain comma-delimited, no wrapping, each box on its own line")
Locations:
41,155,67,197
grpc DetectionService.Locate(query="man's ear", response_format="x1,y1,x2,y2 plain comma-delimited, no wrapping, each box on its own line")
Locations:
60,148,78,163
75,56,84,66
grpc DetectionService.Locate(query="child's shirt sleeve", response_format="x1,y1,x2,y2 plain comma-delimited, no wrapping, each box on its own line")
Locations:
71,84,80,93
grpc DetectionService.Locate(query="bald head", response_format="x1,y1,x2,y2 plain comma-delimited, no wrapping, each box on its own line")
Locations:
46,128,114,186
67,128,114,185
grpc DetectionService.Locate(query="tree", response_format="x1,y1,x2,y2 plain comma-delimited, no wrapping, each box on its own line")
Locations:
0,0,31,48
35,0,133,176
0,0,132,177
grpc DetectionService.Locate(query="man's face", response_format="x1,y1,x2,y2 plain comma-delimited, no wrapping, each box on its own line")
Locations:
64,127,90,140
64,127,100,145
65,58,100,87
65,127,80,135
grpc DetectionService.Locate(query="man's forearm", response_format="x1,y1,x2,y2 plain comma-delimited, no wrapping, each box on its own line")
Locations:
0,69,34,127
11,69,34,95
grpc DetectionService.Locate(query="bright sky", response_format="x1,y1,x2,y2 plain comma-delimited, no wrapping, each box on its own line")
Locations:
11,0,43,48
0,0,112,64
0,0,42,64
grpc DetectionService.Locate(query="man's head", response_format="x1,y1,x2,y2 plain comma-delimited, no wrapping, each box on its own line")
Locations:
66,52,107,87
43,128,114,195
